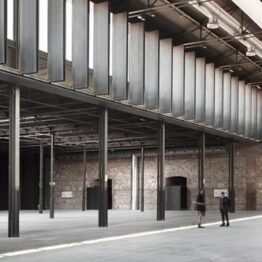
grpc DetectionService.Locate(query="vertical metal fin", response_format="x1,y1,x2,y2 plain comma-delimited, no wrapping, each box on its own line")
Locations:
48,0,65,82
72,0,89,89
172,46,184,117
214,68,223,128
128,22,145,105
238,81,245,135
159,38,172,113
205,63,215,126
245,84,252,137
112,12,128,100
230,77,238,133
195,57,205,123
0,0,7,64
251,87,257,139
223,72,231,130
93,1,109,95
145,30,159,109
184,52,196,120
257,91,262,140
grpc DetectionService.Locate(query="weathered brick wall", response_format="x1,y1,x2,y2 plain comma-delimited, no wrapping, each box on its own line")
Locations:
49,143,262,211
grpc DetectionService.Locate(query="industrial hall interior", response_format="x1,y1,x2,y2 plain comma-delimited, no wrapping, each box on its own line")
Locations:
0,0,262,261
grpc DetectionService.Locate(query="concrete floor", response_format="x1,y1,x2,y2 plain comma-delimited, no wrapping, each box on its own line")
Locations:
0,210,262,261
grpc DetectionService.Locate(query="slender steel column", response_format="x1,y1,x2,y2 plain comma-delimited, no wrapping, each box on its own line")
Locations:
99,108,108,227
49,133,55,219
228,142,235,213
198,133,205,191
39,142,44,214
140,144,145,212
157,123,165,221
8,85,20,237
82,148,87,211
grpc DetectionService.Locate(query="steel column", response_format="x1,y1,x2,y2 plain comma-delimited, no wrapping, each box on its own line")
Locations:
157,123,165,221
0,0,7,64
99,108,108,227
49,133,55,219
8,85,20,237
39,142,44,214
228,142,235,213
140,144,145,212
82,148,87,211
198,133,205,191
131,155,138,210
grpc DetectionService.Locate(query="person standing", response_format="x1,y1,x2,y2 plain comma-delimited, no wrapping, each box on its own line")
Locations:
196,189,206,228
219,192,231,227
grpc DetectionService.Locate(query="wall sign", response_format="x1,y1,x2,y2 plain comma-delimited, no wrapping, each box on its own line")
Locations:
214,189,228,197
62,191,73,198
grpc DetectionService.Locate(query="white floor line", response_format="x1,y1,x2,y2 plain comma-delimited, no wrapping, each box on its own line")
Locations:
1,215,262,259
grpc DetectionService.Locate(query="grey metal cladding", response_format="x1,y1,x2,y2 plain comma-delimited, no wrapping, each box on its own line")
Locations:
94,1,109,95
205,63,215,126
48,0,65,82
19,0,38,74
195,57,205,123
112,12,128,100
172,46,184,117
128,22,145,105
0,0,7,64
238,81,245,135
72,0,89,89
245,84,252,137
222,72,231,130
230,77,238,133
257,91,262,140
159,38,172,113
145,30,159,109
214,68,223,128
184,52,196,120
251,87,257,139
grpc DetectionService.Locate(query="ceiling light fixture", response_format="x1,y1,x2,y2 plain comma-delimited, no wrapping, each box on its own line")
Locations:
207,15,219,30
246,45,256,57
137,15,146,21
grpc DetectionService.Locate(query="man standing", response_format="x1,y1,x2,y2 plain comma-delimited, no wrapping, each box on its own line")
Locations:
196,189,206,228
219,192,231,227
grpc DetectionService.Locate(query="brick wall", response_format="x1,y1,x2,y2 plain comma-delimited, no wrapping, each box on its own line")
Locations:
48,143,262,211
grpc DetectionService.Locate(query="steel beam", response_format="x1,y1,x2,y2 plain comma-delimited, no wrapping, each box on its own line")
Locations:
82,148,87,211
145,30,159,109
228,142,235,213
19,0,38,74
214,68,223,128
8,85,20,237
195,57,205,123
72,0,89,89
140,144,145,212
230,77,238,133
198,133,205,191
172,46,184,117
157,123,165,221
0,0,7,64
112,12,128,100
39,142,44,214
48,0,65,82
129,22,145,105
205,63,215,126
99,108,108,227
49,133,55,219
93,1,109,95
184,52,196,120
238,81,245,135
223,72,231,130
159,39,172,113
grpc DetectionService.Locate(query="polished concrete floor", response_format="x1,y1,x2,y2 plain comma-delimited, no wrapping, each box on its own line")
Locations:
0,210,262,261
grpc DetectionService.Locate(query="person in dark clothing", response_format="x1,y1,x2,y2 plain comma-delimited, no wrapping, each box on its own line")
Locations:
219,192,231,227
196,189,206,228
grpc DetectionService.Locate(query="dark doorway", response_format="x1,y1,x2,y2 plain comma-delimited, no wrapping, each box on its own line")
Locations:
86,179,112,209
165,176,187,210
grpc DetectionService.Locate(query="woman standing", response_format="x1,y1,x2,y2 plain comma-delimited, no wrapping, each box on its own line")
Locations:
196,189,206,228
